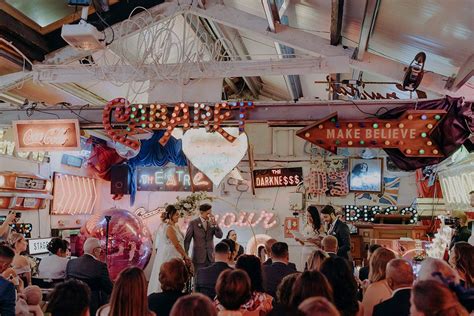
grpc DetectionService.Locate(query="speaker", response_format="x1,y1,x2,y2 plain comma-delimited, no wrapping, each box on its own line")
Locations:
110,165,130,195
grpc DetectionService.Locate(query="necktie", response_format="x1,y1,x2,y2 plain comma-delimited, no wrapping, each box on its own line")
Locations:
202,220,208,231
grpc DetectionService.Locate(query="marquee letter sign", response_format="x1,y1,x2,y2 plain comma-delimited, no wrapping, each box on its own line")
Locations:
136,166,213,192
102,98,254,149
296,111,446,157
253,168,303,188
13,119,80,152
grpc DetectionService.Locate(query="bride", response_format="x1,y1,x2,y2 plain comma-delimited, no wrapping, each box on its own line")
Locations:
148,205,191,294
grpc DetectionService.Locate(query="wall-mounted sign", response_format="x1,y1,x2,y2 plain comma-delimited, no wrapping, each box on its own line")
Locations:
13,119,80,152
51,173,97,215
61,154,83,168
284,217,299,238
297,111,446,157
137,166,213,192
253,167,303,188
438,156,474,211
28,238,52,255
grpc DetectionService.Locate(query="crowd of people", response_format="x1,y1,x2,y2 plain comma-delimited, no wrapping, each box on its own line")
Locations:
0,203,473,316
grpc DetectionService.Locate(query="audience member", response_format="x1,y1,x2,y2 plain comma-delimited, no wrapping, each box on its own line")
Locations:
289,271,333,309
46,279,91,316
8,232,32,285
276,273,301,307
0,245,15,316
0,212,16,242
306,249,329,271
299,297,340,316
215,269,252,316
359,244,381,281
320,205,351,260
410,280,468,316
321,257,361,316
373,259,414,316
321,236,338,258
226,230,244,259
170,293,217,316
449,241,474,288
449,211,471,250
262,239,297,270
148,258,188,316
196,242,232,299
97,267,154,316
38,238,69,279
418,257,460,284
66,237,113,315
361,247,396,316
23,285,43,316
262,242,298,297
268,306,305,316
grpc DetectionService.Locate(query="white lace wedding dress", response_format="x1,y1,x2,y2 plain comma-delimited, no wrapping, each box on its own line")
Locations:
147,223,185,294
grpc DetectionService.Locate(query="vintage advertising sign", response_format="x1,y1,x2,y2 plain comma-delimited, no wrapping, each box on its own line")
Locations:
137,166,213,192
13,119,81,152
253,167,303,188
296,111,446,157
284,217,299,238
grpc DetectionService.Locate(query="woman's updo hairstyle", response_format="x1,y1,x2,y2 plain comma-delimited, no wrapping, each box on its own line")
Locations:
161,204,179,221
47,237,67,255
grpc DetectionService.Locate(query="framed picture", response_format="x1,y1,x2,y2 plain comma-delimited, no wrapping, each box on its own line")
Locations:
349,158,383,193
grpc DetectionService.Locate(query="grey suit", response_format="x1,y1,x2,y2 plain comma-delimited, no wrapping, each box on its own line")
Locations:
184,217,223,270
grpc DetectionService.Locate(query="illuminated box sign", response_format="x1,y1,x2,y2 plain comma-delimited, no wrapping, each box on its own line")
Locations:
137,166,213,192
13,119,81,152
28,238,52,255
253,168,303,188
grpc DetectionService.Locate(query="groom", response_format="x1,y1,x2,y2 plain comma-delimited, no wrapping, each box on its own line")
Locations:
184,203,223,273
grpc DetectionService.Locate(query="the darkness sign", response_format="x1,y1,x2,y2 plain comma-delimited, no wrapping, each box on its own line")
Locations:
137,166,213,192
253,168,303,188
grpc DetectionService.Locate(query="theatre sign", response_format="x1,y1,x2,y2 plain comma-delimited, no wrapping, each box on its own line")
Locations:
253,167,303,188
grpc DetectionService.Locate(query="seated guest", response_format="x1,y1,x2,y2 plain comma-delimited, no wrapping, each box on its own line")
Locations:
148,258,188,316
215,269,252,316
8,232,32,286
410,280,468,316
196,242,232,299
306,249,329,271
268,306,305,316
221,239,237,265
449,242,474,288
46,279,91,316
321,257,362,316
97,267,154,316
23,285,43,316
361,247,396,316
216,255,273,314
66,237,113,316
170,293,217,316
299,297,340,316
262,242,298,297
289,271,333,309
263,239,297,270
373,259,414,316
359,244,381,281
321,236,338,258
276,273,301,307
418,258,460,284
38,238,69,279
227,230,244,259
0,245,15,316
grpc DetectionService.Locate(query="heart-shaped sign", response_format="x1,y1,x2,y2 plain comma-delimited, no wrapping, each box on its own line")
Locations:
182,128,248,185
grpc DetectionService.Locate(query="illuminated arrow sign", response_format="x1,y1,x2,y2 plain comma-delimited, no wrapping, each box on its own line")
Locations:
296,110,446,157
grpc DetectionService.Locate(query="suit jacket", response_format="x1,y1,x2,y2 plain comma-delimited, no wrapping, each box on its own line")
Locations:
66,255,113,316
195,262,232,299
329,219,351,260
0,276,15,316
262,262,298,298
184,218,223,264
373,288,411,316
263,258,297,271
359,266,369,281
148,290,186,316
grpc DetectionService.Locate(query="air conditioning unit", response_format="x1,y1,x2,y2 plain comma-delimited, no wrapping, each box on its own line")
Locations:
61,22,105,51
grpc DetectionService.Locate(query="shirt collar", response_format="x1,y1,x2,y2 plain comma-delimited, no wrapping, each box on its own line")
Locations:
391,287,411,297
329,218,338,232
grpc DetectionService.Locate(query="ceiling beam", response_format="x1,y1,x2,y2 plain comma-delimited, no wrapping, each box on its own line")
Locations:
445,54,474,91
354,0,380,61
330,0,344,46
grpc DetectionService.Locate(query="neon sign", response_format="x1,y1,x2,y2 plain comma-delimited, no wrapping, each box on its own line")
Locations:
136,166,212,192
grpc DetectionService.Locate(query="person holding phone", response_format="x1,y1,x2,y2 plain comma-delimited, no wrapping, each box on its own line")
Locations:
0,211,17,241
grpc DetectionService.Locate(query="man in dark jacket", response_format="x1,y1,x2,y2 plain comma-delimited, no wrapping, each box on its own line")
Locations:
321,205,352,261
373,259,414,316
262,238,297,270
262,242,297,297
195,242,232,299
0,245,15,316
66,238,113,316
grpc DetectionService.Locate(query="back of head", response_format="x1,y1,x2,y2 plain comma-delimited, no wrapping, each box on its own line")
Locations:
159,258,188,292
412,280,468,316
236,254,264,292
368,244,382,256
299,297,340,316
265,238,277,254
290,271,333,308
24,285,42,305
320,205,336,216
276,272,301,306
322,236,338,252
452,242,474,288
307,250,329,271
386,259,414,289
109,267,149,316
418,258,460,284
268,305,305,316
83,237,100,256
46,279,90,316
271,242,289,260
221,239,236,254
47,238,67,255
369,247,396,282
216,269,251,311
215,242,230,261
170,293,217,316
0,244,15,272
